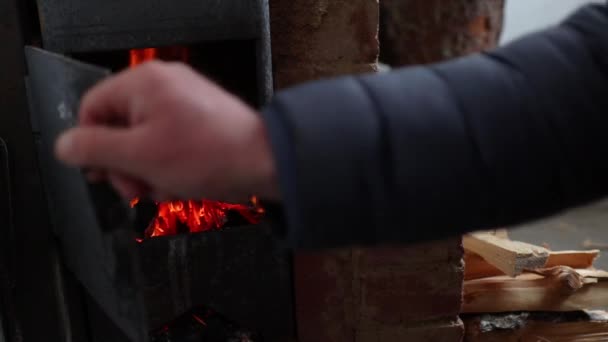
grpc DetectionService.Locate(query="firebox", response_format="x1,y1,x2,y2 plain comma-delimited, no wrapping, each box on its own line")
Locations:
0,0,294,341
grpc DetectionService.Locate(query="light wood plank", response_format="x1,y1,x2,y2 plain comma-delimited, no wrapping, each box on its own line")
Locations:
462,267,608,313
464,249,600,280
463,232,549,277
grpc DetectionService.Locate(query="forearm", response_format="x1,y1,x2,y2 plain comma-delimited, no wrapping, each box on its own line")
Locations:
262,3,608,249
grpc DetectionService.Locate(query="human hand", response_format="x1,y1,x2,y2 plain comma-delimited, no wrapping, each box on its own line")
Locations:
55,61,278,202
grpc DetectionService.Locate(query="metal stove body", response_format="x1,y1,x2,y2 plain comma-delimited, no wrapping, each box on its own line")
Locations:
0,1,294,341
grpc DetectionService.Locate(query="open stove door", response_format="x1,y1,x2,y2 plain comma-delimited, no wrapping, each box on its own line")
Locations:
24,46,148,342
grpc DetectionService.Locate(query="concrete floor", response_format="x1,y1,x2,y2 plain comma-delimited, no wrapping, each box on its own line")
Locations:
508,200,608,270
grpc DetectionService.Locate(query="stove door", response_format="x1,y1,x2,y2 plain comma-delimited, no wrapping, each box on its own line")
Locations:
24,46,148,342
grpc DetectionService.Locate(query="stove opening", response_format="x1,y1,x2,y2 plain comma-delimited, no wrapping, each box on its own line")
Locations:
74,43,265,241
129,46,190,66
150,305,261,342
132,197,264,241
72,40,259,106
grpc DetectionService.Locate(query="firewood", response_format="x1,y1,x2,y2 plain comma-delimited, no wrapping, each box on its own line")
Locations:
463,311,608,342
463,232,549,277
462,267,608,313
547,250,600,268
464,251,504,280
464,249,600,280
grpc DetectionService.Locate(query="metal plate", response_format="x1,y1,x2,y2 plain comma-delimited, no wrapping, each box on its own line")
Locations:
25,46,148,342
37,0,261,52
140,223,294,341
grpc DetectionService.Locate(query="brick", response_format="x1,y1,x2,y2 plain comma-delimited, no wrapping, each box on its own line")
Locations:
356,258,464,324
270,0,379,88
269,2,468,341
354,238,463,268
271,62,377,90
293,241,465,342
380,0,505,65
356,318,465,342
294,250,356,342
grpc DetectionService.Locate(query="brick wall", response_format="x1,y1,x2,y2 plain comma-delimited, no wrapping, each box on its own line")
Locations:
380,0,505,65
291,244,464,342
270,0,378,88
268,0,504,341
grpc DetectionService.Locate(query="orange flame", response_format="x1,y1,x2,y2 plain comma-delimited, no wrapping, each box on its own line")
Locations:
128,46,264,240
129,46,190,67
132,197,264,239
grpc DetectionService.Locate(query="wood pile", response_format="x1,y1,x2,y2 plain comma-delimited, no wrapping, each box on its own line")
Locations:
462,230,608,341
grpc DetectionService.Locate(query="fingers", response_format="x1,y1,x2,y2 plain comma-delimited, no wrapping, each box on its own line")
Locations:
79,72,136,126
55,126,135,172
79,61,170,126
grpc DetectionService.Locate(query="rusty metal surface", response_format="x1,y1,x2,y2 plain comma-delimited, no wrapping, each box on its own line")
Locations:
37,0,261,53
140,223,295,342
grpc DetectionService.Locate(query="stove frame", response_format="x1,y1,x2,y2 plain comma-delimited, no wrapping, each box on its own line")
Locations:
0,1,294,341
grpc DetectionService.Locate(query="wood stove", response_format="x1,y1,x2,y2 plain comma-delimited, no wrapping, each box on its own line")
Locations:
0,1,294,341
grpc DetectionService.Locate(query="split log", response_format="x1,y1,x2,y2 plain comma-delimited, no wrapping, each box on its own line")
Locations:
463,311,608,342
464,251,503,280
464,249,600,280
462,267,608,313
547,250,600,269
463,232,549,277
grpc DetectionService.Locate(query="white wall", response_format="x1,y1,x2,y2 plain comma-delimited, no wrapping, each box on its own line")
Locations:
500,0,603,44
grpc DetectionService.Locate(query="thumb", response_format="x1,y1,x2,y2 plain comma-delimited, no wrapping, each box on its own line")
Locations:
55,126,134,172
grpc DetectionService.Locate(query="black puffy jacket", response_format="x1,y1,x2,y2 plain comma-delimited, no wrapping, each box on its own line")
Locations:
262,2,608,249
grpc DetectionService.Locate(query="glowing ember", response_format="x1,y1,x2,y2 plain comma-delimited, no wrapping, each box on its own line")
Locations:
130,197,140,207
129,46,189,67
132,197,264,239
192,314,207,326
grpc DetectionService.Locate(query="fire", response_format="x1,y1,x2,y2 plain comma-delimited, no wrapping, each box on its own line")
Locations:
128,46,264,240
130,197,140,207
131,197,264,239
129,46,190,67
